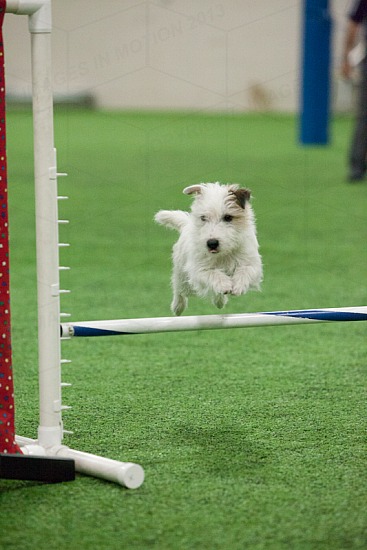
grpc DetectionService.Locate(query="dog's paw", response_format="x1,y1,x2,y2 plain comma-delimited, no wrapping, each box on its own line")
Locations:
211,272,232,295
171,295,187,316
213,294,228,309
231,280,249,296
231,272,251,296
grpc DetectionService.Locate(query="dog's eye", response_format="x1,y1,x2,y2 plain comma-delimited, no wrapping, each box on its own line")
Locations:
223,215,233,223
200,215,208,222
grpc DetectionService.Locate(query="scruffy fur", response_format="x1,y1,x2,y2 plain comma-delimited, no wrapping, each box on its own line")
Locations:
155,183,263,315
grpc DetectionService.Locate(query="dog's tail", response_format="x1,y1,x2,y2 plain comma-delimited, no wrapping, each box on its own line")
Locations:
154,210,189,232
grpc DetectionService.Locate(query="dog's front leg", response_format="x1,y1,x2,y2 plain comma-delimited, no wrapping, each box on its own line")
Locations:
231,265,261,296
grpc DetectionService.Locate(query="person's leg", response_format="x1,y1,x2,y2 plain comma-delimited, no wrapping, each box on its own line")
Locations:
348,57,367,180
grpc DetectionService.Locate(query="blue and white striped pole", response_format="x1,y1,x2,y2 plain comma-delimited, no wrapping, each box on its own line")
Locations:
61,307,367,338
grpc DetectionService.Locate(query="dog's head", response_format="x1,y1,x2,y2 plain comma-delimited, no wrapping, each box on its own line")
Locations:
182,183,254,256
184,184,250,209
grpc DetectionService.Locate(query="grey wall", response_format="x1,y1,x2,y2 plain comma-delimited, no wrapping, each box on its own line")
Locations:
3,0,354,111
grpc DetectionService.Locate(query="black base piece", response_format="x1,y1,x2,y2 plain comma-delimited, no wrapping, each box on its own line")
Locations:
0,453,75,483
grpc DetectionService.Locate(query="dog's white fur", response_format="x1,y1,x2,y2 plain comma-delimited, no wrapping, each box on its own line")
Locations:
155,183,263,315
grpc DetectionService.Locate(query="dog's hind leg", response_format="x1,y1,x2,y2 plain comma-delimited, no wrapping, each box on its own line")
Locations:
212,293,228,309
171,294,188,316
171,265,189,316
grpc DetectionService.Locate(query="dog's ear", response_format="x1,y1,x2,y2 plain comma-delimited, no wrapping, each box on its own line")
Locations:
231,187,251,209
183,185,203,196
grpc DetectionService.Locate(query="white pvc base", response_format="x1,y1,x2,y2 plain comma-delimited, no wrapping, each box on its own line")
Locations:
16,435,144,489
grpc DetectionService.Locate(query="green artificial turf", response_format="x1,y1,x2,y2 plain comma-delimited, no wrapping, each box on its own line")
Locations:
1,109,366,549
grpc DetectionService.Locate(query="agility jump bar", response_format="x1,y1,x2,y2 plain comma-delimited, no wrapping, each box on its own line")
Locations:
61,307,367,338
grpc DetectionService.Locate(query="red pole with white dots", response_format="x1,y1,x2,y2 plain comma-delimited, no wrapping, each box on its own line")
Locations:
0,0,21,454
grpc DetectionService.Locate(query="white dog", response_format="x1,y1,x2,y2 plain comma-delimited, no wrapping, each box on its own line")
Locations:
155,183,263,315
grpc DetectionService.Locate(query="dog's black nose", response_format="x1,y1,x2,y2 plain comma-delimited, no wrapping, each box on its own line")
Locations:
207,238,219,251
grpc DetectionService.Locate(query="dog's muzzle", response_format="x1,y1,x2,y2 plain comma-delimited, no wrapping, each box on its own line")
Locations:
207,238,219,253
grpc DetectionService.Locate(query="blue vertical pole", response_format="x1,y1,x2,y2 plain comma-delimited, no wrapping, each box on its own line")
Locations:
300,0,332,144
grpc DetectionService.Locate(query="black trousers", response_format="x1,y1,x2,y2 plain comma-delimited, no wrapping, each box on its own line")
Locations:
349,55,367,176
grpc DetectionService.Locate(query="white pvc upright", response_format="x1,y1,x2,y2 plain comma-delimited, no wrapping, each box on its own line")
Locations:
29,1,63,448
8,0,144,488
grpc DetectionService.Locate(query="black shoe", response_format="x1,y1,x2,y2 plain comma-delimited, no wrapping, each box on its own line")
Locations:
347,171,366,182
